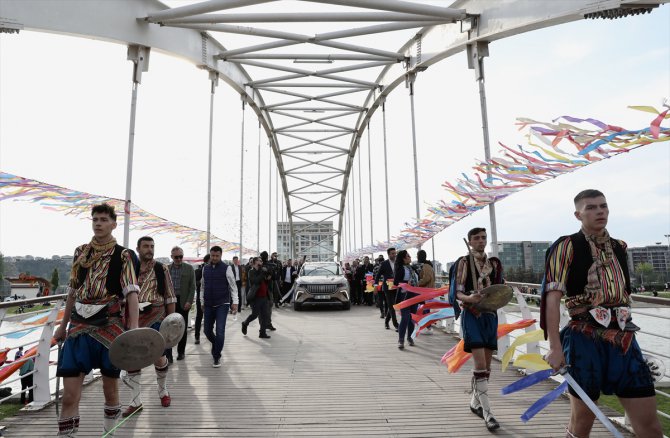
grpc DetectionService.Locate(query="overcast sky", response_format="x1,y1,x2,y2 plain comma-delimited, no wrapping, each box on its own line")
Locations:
1,2,668,266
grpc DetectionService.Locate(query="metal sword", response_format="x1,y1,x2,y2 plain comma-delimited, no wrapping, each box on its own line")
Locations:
558,367,624,438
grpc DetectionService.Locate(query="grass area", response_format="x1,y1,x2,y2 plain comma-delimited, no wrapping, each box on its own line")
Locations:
8,304,52,315
0,401,24,421
600,393,670,436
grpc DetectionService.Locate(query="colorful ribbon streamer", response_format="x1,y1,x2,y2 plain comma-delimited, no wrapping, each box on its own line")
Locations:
501,329,546,371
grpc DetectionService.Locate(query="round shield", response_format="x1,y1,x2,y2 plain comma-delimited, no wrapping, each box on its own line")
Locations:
159,313,185,348
644,355,666,383
473,284,514,312
109,328,166,371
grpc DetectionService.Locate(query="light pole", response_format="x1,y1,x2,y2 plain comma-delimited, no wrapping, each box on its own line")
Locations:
665,234,670,284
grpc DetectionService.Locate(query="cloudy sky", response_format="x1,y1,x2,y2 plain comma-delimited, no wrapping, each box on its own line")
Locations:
1,2,668,265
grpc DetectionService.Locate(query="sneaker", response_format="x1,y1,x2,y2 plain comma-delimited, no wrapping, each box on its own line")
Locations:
259,333,271,339
160,394,171,407
408,339,415,347
398,341,404,350
212,359,221,368
122,404,143,418
241,322,248,336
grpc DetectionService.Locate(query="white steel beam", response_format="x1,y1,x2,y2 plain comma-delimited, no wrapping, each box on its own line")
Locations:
164,12,442,23
301,0,466,21
145,0,276,22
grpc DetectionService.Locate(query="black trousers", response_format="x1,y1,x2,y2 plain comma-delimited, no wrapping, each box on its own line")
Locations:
195,293,203,340
281,282,293,303
20,375,33,404
351,281,361,304
384,289,399,328
244,297,270,334
377,291,387,317
236,281,242,307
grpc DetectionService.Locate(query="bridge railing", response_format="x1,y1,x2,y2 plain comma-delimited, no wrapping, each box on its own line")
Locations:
0,294,66,410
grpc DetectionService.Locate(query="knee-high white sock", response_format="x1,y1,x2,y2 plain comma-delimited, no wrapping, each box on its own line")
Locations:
155,359,169,398
122,370,142,408
474,377,494,421
103,404,121,436
57,416,79,437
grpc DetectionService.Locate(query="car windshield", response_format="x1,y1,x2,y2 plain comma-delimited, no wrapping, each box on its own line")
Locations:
301,264,340,277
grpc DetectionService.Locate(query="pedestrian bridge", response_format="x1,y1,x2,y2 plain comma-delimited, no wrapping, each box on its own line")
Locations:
1,301,630,437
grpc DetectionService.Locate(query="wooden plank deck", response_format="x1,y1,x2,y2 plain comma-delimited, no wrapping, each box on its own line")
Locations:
1,305,631,437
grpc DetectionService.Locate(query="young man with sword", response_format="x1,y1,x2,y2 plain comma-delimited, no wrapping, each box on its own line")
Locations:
541,189,661,437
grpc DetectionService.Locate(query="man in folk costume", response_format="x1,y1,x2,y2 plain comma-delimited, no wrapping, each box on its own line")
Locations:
54,203,140,437
448,227,503,431
541,190,661,438
122,236,177,417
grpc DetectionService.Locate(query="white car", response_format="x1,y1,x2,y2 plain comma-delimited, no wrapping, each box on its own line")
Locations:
293,262,350,311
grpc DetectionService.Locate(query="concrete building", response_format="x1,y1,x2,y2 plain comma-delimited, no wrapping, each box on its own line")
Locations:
627,244,670,276
496,241,552,274
277,221,335,262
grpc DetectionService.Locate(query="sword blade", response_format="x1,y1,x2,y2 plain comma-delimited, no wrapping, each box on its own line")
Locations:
561,371,624,438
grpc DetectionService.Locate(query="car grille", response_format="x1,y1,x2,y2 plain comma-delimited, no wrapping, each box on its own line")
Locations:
305,284,338,295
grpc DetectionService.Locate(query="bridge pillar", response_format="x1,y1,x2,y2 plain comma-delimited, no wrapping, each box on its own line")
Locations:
31,299,64,409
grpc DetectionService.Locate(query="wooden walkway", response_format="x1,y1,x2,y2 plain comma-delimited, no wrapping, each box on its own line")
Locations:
2,305,630,437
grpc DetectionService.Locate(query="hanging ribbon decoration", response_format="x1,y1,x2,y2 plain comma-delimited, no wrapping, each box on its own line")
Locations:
343,106,670,261
0,172,254,255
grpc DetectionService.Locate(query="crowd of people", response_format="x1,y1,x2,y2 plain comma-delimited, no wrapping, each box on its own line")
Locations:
48,188,663,437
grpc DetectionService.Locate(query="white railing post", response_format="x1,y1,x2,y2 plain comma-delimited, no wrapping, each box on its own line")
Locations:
30,299,63,409
513,288,540,354
496,308,509,359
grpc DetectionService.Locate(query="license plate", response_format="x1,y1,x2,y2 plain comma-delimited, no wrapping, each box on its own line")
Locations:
314,295,330,300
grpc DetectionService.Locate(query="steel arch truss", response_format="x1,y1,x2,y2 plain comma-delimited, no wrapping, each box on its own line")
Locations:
3,0,666,260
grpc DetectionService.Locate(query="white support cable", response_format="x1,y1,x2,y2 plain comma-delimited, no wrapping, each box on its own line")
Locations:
381,98,391,243
367,120,373,247
239,98,246,259
206,74,217,253
357,142,363,249
407,74,421,247
268,145,272,252
351,154,357,250
257,120,261,253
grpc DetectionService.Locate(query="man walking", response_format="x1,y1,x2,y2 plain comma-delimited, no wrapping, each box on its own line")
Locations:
54,203,140,437
280,258,296,304
231,256,243,310
360,256,375,306
241,257,271,339
19,356,34,405
122,236,177,417
375,248,398,330
541,190,661,438
193,254,209,345
167,246,195,362
202,246,239,367
260,251,278,331
450,227,504,431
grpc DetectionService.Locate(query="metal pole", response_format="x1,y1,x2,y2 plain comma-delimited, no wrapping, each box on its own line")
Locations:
239,98,246,259
381,98,391,243
476,61,499,256
408,74,421,232
206,74,217,253
351,157,357,250
275,163,279,252
257,121,261,253
268,147,272,251
358,143,363,249
123,82,138,248
347,184,352,253
431,236,436,267
367,121,373,246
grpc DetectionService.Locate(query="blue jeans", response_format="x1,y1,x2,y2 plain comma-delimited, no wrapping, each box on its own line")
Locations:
398,303,418,342
203,304,229,361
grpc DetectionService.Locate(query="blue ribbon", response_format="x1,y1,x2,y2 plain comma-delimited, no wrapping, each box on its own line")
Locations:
501,369,553,395
521,381,568,422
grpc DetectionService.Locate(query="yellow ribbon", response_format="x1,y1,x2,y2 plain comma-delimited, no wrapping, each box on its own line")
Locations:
501,329,545,371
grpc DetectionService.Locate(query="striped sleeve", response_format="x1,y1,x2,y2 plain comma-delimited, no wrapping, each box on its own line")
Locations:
163,265,177,305
120,249,140,296
455,258,468,293
544,237,573,295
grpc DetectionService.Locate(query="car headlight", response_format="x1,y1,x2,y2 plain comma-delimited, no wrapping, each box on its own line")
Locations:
336,281,347,288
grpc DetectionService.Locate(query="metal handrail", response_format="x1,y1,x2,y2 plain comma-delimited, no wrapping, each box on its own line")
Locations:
0,294,65,410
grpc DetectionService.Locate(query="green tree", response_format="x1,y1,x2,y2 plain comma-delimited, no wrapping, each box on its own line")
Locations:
50,268,60,290
0,252,4,280
636,262,654,286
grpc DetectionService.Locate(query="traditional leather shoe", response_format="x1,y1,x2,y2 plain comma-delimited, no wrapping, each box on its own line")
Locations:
485,416,500,431
470,405,483,419
160,395,171,407
122,404,143,418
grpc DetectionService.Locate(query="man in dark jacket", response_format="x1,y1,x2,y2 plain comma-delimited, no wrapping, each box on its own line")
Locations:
260,251,277,331
201,246,238,368
360,256,375,306
280,258,296,304
241,257,271,339
194,254,210,344
374,248,398,330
